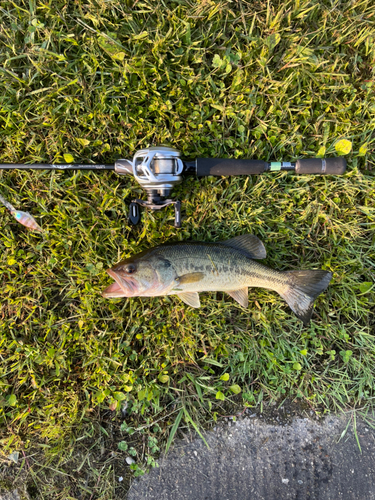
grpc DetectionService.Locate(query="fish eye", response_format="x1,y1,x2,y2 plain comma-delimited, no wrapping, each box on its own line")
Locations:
124,263,136,274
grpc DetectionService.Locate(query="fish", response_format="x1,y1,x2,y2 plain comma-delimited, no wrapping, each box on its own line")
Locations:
102,234,332,325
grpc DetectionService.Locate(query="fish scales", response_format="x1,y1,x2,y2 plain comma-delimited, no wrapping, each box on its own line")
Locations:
149,243,286,293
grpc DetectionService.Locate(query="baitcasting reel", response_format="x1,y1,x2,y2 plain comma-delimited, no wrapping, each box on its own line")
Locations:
114,147,187,227
0,146,346,229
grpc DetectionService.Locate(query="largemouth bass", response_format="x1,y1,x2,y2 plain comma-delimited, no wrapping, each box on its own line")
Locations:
102,234,332,325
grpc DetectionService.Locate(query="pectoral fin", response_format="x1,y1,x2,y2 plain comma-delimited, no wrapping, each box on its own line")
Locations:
177,272,205,285
177,292,201,308
227,288,249,308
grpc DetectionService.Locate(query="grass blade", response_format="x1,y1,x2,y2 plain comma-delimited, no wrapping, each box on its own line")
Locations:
165,408,183,454
183,407,209,449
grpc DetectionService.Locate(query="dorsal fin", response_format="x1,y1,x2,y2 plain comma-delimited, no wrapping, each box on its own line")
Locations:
220,234,266,260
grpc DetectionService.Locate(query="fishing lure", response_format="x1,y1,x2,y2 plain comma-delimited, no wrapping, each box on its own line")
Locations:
0,192,43,232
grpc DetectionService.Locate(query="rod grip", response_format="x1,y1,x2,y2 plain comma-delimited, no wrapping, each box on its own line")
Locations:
196,158,268,176
295,157,346,175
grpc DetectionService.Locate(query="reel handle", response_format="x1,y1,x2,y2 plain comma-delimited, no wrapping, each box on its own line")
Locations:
129,199,181,228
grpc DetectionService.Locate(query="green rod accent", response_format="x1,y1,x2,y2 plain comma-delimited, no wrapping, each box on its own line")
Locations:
270,162,282,171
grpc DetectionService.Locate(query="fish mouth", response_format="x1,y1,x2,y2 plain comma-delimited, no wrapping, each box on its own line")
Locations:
102,269,139,298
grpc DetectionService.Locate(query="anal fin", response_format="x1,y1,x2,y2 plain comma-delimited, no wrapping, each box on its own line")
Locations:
177,292,201,308
227,288,248,308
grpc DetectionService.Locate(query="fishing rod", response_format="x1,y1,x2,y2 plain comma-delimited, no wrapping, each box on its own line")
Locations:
0,146,346,229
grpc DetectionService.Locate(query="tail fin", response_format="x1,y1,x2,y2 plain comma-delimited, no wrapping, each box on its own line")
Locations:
279,270,332,325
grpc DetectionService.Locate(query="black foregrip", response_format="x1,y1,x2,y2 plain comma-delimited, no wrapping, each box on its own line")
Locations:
196,158,268,176
295,157,346,175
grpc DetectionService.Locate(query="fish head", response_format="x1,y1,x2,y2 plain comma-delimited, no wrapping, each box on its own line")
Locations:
102,254,175,298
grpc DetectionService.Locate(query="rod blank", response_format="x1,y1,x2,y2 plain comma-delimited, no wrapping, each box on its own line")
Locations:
0,163,115,170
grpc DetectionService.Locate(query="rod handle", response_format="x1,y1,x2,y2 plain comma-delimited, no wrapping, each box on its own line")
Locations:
196,158,267,176
295,157,346,175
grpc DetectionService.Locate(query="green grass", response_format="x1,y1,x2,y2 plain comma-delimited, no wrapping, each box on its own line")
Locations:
0,0,375,497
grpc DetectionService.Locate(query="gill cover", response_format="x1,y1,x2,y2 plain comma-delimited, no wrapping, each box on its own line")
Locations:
103,254,176,298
